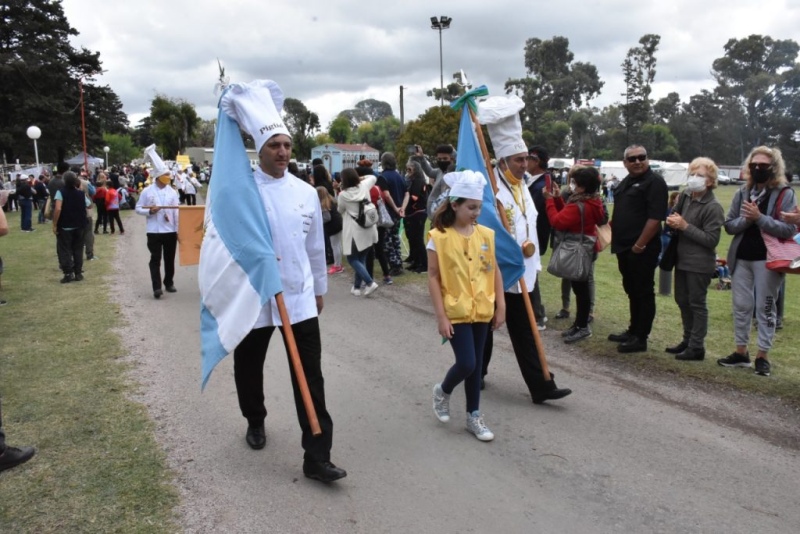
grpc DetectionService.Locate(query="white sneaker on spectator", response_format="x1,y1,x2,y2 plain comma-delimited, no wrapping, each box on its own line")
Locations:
350,287,361,297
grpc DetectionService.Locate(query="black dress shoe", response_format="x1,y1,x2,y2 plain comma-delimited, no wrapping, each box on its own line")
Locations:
608,330,632,343
165,285,177,293
303,460,347,482
153,289,163,299
532,375,573,404
675,347,705,361
665,341,689,354
0,445,35,472
246,424,266,450
618,336,648,353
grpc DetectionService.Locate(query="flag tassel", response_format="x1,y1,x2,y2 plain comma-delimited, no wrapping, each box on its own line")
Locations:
467,107,552,382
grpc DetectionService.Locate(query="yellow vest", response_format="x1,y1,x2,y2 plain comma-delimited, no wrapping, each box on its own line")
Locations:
429,225,497,324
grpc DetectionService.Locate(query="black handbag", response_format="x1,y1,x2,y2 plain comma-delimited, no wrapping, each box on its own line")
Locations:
547,202,596,281
659,194,687,271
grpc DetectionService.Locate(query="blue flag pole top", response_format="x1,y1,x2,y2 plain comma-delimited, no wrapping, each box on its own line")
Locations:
450,85,525,291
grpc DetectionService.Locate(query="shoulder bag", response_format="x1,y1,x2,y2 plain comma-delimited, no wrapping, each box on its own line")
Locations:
658,194,688,271
376,197,394,228
547,202,596,281
762,187,800,274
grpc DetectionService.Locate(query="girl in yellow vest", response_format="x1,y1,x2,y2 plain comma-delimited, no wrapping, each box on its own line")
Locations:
428,171,505,441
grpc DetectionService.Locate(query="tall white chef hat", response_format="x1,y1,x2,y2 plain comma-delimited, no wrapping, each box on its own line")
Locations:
219,80,291,154
477,95,527,160
443,170,486,201
144,144,170,178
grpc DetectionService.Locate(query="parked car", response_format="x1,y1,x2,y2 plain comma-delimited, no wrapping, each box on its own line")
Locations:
718,170,732,185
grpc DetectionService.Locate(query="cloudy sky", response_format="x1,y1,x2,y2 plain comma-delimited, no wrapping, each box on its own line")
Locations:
62,0,800,130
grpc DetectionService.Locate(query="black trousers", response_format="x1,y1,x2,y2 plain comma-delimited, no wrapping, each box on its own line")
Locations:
233,318,334,462
482,291,548,397
616,248,659,339
404,212,427,269
146,232,177,291
56,227,85,276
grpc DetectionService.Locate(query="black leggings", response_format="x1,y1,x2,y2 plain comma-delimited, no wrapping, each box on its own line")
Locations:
106,209,124,233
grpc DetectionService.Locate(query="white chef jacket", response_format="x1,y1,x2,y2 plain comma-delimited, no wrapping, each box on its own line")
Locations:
494,168,541,294
253,167,327,328
135,183,180,233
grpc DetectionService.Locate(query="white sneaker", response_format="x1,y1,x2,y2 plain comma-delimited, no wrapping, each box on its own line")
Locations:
466,411,494,441
363,281,379,296
432,383,450,422
350,287,361,296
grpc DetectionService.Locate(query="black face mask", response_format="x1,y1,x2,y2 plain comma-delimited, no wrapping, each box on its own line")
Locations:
752,167,773,184
437,160,450,172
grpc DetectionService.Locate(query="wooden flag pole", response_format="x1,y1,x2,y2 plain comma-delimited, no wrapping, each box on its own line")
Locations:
467,107,552,382
275,293,322,436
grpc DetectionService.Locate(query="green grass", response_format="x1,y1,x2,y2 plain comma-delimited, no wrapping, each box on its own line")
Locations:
0,212,179,533
537,184,800,404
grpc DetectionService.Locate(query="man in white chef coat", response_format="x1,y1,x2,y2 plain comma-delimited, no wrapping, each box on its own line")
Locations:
220,80,346,483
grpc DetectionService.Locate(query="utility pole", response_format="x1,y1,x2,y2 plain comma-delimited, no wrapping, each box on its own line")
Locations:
400,85,405,131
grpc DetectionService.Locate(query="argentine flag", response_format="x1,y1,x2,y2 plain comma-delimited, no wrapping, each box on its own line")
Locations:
453,87,526,291
199,98,283,389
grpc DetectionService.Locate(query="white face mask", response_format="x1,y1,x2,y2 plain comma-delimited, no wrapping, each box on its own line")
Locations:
569,181,576,193
685,175,707,193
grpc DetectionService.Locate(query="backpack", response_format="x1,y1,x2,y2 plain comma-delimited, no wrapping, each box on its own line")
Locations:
352,198,378,228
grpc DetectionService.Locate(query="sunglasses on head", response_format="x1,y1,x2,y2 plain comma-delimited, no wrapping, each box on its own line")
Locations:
748,163,772,171
626,154,648,163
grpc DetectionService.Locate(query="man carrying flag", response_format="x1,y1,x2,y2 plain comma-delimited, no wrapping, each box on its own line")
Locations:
200,79,345,483
475,94,572,404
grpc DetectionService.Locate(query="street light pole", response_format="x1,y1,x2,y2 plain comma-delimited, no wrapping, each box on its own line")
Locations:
430,16,452,107
103,146,110,169
26,126,41,170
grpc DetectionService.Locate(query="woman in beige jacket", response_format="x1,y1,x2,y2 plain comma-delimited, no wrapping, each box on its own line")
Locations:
337,168,379,296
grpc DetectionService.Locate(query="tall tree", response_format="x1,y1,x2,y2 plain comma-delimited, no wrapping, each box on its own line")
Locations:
145,95,200,159
0,0,128,164
328,116,352,144
621,34,661,142
189,118,216,148
711,34,800,159
281,97,319,160
353,117,401,154
354,99,394,122
505,36,604,136
395,106,459,159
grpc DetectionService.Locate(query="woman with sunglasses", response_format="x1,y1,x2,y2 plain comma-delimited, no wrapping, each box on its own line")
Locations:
719,146,796,377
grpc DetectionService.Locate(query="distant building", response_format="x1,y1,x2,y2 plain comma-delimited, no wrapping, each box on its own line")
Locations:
310,144,379,175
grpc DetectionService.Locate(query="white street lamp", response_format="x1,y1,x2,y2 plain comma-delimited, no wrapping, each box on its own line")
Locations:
26,125,41,170
103,145,110,169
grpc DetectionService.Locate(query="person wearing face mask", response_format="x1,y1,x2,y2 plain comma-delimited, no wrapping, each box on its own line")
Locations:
719,146,797,377
663,158,725,361
137,145,181,299
544,165,606,344
413,144,456,220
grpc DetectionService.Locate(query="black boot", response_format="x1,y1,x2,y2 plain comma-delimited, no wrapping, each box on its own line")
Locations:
532,373,573,404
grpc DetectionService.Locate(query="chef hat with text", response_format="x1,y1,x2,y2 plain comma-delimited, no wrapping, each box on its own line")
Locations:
444,170,486,201
477,95,527,159
220,80,291,154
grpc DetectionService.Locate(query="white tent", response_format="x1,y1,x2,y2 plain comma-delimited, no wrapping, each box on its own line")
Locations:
660,162,688,187
65,153,105,168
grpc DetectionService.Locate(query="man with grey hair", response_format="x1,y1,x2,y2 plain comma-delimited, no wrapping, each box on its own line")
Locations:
608,145,668,353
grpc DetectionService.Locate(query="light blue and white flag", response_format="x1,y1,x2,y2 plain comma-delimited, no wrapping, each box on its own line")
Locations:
199,95,282,389
452,86,526,291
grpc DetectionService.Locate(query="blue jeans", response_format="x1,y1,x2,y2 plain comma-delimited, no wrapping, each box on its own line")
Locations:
441,323,489,414
347,247,373,288
19,198,33,230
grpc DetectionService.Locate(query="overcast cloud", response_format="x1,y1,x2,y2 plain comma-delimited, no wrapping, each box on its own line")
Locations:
62,0,800,130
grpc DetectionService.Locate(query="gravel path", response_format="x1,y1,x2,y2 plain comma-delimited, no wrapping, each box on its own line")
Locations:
110,208,800,533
